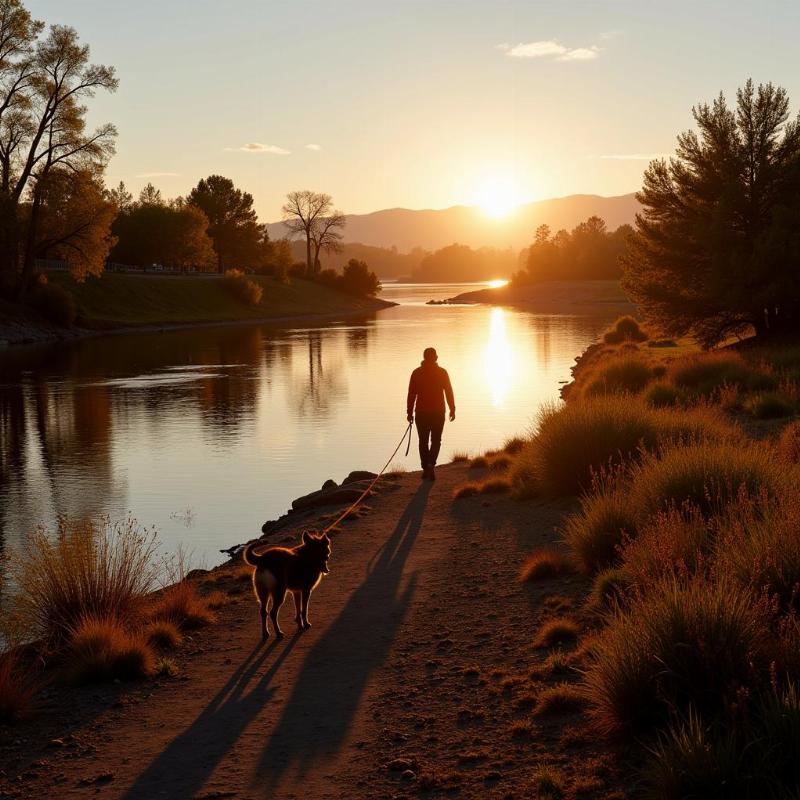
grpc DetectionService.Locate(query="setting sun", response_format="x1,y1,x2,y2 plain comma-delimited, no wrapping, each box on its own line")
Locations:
487,279,509,289
472,174,520,219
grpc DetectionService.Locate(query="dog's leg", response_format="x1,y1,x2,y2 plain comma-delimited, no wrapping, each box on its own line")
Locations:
270,586,287,639
301,589,312,630
292,591,303,630
253,575,269,640
260,599,269,640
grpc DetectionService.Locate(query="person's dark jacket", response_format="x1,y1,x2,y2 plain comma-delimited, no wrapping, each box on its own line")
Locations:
407,361,455,417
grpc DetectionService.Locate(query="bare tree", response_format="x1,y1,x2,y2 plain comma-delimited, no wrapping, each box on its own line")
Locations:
311,211,345,270
282,190,345,275
0,2,118,294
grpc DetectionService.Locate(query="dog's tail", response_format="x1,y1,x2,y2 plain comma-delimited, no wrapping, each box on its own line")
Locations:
243,541,268,566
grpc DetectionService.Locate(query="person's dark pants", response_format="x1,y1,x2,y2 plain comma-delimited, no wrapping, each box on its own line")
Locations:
415,410,445,468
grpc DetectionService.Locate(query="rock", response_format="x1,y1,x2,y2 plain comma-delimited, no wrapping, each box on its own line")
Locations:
341,470,377,485
321,479,338,492
401,770,416,782
388,758,414,772
47,738,65,748
291,485,369,512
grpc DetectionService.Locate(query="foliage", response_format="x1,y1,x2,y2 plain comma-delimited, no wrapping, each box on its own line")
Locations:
603,315,649,344
623,80,800,345
282,190,345,275
411,243,515,282
222,269,263,306
148,581,215,630
515,217,632,284
585,357,653,396
668,351,775,396
314,258,381,297
188,175,262,272
0,4,118,291
28,276,77,326
743,392,795,419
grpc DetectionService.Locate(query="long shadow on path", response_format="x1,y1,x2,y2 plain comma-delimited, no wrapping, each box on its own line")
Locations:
122,636,299,799
255,482,432,792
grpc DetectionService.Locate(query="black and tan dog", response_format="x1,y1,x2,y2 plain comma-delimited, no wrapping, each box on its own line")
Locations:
243,531,331,640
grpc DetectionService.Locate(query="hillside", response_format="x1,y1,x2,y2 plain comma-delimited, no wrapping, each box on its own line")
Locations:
267,193,640,253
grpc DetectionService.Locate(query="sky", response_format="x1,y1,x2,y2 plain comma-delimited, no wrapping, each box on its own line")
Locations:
26,0,800,220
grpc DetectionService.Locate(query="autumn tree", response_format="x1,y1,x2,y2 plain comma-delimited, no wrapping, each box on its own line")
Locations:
0,1,118,295
623,80,800,346
282,190,345,275
187,175,260,273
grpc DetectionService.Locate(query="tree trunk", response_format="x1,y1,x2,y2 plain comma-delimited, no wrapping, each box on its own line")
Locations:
217,250,224,275
306,233,312,276
0,195,20,297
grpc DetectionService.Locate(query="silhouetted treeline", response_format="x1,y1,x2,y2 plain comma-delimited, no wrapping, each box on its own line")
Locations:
286,240,426,279
411,244,516,282
315,259,381,296
514,217,633,284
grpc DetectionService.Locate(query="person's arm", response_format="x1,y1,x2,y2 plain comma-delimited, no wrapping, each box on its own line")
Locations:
444,370,455,421
406,371,417,422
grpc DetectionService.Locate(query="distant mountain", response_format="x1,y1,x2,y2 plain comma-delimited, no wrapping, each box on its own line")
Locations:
266,193,640,253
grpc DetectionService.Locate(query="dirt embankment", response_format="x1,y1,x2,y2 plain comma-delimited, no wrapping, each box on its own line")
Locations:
0,461,627,799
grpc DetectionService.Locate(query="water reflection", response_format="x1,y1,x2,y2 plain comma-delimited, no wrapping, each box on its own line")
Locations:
0,284,613,572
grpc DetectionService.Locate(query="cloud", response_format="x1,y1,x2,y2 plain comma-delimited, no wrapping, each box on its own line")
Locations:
136,171,180,178
598,153,672,160
224,142,290,155
305,143,322,151
501,40,600,61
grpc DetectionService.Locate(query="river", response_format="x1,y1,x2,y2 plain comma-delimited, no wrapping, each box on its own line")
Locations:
0,282,614,572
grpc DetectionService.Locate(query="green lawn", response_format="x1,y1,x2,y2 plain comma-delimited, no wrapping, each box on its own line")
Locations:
49,272,388,328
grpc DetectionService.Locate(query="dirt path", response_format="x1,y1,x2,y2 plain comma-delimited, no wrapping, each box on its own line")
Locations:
0,463,626,799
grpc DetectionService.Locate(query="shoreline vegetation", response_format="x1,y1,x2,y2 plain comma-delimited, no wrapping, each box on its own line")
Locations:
0,272,395,348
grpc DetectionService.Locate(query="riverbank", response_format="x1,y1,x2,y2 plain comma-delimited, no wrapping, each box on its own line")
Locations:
0,460,628,799
0,273,395,347
448,279,635,314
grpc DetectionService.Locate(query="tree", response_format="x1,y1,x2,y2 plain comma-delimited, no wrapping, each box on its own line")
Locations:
138,182,162,207
106,181,133,212
340,258,380,296
0,2,118,294
282,190,345,275
187,175,260,273
623,80,800,346
31,168,116,278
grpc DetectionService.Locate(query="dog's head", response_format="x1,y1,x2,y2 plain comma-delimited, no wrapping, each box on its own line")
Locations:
302,530,332,573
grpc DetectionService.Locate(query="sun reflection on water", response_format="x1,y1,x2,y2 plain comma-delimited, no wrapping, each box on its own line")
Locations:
484,307,515,407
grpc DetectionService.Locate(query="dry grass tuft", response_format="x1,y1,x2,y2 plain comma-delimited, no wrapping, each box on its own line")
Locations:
603,316,648,344
777,420,800,464
586,357,654,397
534,618,580,648
533,683,586,716
519,548,573,582
144,620,183,650
149,581,216,630
64,615,155,684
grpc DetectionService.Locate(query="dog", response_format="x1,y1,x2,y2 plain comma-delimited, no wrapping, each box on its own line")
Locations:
243,531,331,640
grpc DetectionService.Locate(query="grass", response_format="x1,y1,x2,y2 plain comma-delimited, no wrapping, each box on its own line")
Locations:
778,420,800,463
510,397,739,498
646,382,684,408
148,581,216,630
6,517,159,644
586,356,654,397
155,657,179,677
533,683,586,716
583,578,770,736
145,620,183,650
64,615,155,684
533,618,580,648
743,392,796,419
49,272,385,328
532,765,566,800
588,568,632,610
668,350,776,396
453,476,511,499
519,548,573,582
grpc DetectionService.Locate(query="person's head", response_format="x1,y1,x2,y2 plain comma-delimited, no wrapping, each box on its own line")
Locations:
423,347,438,363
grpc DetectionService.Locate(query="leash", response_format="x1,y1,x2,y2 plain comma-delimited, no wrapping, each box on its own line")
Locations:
322,421,414,534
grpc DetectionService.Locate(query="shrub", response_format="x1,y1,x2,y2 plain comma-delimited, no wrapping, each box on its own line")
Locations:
533,618,580,648
583,579,769,736
519,548,573,582
222,269,263,306
563,488,637,572
777,421,800,464
503,436,526,455
155,657,179,677
510,398,739,498
149,581,215,630
646,382,683,408
0,652,37,723
586,357,653,397
453,482,480,499
28,276,77,327
669,351,776,396
603,316,648,344
532,766,565,799
65,615,154,684
7,518,159,644
453,477,511,499
469,455,488,469
743,392,795,420
754,682,800,790
628,443,789,519
145,620,183,650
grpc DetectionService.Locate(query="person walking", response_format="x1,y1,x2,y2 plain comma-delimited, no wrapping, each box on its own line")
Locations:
406,347,455,481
